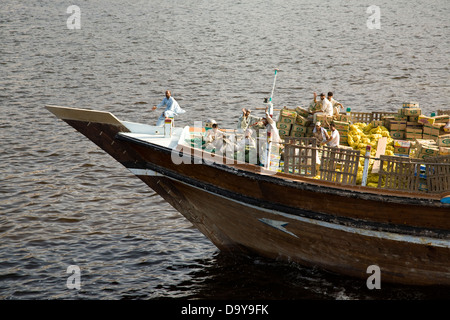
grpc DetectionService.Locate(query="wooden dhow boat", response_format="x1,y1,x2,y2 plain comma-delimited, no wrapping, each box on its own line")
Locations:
46,105,450,286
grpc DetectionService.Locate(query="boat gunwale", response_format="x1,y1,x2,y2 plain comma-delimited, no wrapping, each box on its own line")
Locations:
116,131,448,206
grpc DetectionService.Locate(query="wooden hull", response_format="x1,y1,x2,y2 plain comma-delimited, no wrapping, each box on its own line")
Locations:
46,106,450,286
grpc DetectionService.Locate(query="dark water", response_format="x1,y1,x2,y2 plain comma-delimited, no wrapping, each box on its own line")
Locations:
1,0,449,302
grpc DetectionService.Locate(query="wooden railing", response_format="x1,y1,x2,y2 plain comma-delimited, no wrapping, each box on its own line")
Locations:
319,146,360,185
350,111,397,123
437,109,450,116
283,137,317,177
281,137,450,193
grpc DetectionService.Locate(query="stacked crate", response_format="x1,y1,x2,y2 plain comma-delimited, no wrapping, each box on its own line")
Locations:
332,120,350,146
276,109,297,138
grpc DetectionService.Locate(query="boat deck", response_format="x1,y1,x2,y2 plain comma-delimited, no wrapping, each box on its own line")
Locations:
120,121,185,149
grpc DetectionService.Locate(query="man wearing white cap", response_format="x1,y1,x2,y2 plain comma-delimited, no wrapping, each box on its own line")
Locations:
312,121,329,145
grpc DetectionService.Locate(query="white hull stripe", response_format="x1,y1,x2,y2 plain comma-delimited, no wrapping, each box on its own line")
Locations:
128,167,450,248
128,168,164,176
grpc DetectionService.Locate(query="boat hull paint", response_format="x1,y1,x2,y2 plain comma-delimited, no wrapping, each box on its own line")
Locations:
51,110,450,286
136,173,450,285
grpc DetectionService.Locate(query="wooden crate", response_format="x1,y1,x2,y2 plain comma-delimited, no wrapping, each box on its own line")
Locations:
437,109,450,116
349,111,397,124
319,146,360,185
377,155,421,192
425,155,450,193
372,111,397,121
283,137,317,177
351,112,373,123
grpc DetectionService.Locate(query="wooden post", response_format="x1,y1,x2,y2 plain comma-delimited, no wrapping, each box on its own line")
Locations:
362,145,371,186
164,118,173,137
265,131,272,169
371,137,387,174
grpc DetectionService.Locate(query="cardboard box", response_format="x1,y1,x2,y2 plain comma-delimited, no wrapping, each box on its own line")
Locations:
421,145,440,155
402,102,419,109
408,115,419,122
315,114,332,124
291,124,307,133
394,140,411,148
280,109,297,118
422,132,432,140
295,106,311,118
296,115,311,126
403,108,422,116
394,145,410,155
414,139,436,146
406,127,423,134
433,115,450,123
277,122,292,130
337,114,351,122
279,116,296,124
423,123,432,134
437,134,450,147
372,120,384,127
389,120,407,130
291,131,306,138
390,130,405,139
278,128,291,137
431,123,446,136
333,120,350,131
418,115,435,125
309,101,322,112
440,147,450,156
405,133,422,140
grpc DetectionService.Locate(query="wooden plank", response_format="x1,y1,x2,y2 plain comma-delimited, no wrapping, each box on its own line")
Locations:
371,137,387,174
46,105,128,130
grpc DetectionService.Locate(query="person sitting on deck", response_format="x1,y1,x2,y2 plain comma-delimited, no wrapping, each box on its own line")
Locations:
152,90,186,126
204,123,224,152
321,122,340,147
327,92,344,117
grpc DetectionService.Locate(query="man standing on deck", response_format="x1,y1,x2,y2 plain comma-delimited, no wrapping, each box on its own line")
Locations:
237,108,262,130
152,90,186,126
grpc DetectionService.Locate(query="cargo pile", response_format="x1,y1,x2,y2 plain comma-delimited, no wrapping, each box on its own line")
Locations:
276,107,313,139
275,101,449,188
383,102,450,158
